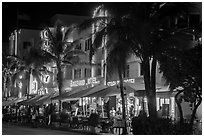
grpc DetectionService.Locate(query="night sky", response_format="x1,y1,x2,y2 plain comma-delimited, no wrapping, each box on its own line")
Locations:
2,2,135,43
2,2,101,43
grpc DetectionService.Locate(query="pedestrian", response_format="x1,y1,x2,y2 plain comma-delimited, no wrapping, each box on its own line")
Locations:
157,106,162,118
31,108,36,128
89,110,99,133
110,107,116,118
48,104,53,126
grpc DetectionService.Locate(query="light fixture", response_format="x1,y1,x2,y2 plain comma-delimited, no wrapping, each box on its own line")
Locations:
19,75,23,79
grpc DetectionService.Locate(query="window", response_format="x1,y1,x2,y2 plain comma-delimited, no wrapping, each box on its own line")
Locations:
97,67,101,76
139,63,143,76
84,68,91,78
65,69,72,80
23,41,31,50
123,65,129,78
189,14,200,28
74,69,81,79
63,69,66,79
85,37,92,51
177,16,188,28
75,43,82,50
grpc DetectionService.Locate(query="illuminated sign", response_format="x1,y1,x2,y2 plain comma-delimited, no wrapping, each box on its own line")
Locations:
40,30,49,39
171,97,175,119
70,77,100,87
70,79,85,87
107,78,135,86
43,75,50,83
40,29,51,52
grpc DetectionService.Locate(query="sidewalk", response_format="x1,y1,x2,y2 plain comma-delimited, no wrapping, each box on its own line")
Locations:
5,121,113,135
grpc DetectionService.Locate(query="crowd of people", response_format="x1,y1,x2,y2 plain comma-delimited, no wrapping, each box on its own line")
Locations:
2,101,155,134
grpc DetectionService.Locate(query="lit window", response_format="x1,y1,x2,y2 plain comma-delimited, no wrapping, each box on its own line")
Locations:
139,63,143,77
123,65,129,78
84,68,91,78
74,69,81,79
76,43,82,50
97,67,101,76
23,41,31,50
85,37,92,51
66,69,72,80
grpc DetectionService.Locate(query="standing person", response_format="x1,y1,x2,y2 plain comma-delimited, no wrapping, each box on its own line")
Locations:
48,104,53,126
110,107,116,118
31,108,37,128
89,110,99,133
157,106,163,118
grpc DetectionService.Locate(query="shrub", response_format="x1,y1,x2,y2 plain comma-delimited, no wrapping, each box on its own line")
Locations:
89,113,99,127
131,117,174,135
131,117,194,135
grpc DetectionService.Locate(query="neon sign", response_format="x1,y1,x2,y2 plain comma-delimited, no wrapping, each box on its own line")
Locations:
30,79,38,94
70,77,100,87
107,78,135,86
43,75,50,83
40,29,51,52
40,30,49,39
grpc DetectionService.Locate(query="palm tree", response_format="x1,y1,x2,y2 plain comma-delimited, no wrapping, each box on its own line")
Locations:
106,40,132,134
40,21,86,112
79,3,198,119
8,47,51,98
2,53,22,99
158,41,202,131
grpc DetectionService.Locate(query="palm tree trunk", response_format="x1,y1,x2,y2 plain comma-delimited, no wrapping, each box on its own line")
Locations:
118,67,128,135
27,70,32,99
3,76,7,99
175,90,184,125
142,59,151,117
190,95,202,131
149,57,157,118
56,60,62,113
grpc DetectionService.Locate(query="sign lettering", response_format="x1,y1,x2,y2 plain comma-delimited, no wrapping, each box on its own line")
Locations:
107,78,135,86
44,75,50,83
70,77,100,87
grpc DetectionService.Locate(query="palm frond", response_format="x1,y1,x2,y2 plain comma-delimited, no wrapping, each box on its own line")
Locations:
106,40,132,77
63,50,86,60
63,38,83,53
78,16,111,34
64,24,77,40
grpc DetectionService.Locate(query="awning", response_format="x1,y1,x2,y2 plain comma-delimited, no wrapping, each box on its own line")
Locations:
66,86,94,99
42,92,59,105
53,87,86,100
35,93,53,106
18,95,44,106
8,96,27,106
134,85,172,97
2,98,17,106
82,85,108,97
84,83,138,97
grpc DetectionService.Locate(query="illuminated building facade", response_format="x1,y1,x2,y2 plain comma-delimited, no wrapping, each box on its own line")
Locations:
6,4,201,120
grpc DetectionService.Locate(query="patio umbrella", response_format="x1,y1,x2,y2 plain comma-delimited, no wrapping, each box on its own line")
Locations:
52,86,85,100
84,83,140,97
42,92,59,105
66,86,95,99
82,85,108,97
8,96,27,106
35,93,54,106
2,98,17,106
18,95,43,106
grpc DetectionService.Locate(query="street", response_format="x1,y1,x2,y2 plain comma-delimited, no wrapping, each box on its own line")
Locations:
2,123,82,135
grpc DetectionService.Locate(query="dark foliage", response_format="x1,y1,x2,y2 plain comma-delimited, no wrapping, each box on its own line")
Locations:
89,113,100,127
131,117,193,135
